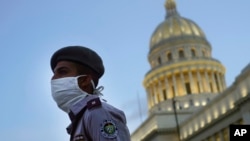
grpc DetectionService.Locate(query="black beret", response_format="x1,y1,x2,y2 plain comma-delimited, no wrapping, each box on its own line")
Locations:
50,46,105,78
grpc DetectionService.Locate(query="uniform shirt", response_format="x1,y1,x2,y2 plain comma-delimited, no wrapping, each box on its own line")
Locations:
67,95,131,141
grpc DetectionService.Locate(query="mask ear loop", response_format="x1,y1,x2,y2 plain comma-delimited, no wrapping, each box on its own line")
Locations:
90,80,107,102
75,75,87,92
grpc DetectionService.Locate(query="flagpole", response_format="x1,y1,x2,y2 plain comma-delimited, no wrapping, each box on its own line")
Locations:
173,97,181,141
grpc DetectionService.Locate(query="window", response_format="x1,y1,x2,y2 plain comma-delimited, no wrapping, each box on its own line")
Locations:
167,52,172,61
162,89,167,100
189,99,193,106
179,50,185,59
207,98,210,102
185,82,192,94
179,105,182,110
158,56,162,65
191,49,196,57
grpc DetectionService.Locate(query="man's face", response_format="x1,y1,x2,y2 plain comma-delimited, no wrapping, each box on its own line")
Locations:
51,60,78,80
51,60,94,93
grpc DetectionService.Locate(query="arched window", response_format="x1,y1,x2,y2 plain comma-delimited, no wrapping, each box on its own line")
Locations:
167,52,172,61
179,50,185,59
158,56,162,64
191,49,196,57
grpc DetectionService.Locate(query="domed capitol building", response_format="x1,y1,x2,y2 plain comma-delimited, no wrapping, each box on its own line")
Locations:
131,0,250,141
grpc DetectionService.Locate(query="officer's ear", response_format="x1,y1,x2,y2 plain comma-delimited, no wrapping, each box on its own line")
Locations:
78,75,93,93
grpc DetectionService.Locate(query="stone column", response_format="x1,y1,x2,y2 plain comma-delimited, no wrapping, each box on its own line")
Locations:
165,76,169,99
180,71,186,95
158,80,163,102
211,72,218,93
153,83,158,104
221,74,227,90
149,85,155,107
188,70,194,93
205,70,211,92
216,72,223,92
172,73,178,97
146,86,151,109
197,71,203,93
219,131,224,141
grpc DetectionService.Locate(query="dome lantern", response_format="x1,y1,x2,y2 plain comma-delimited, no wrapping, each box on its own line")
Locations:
165,0,179,18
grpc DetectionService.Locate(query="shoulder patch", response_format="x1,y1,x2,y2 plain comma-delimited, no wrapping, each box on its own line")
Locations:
100,120,118,139
87,97,101,109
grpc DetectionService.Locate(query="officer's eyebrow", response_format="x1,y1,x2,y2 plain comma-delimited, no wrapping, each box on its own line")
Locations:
53,66,69,73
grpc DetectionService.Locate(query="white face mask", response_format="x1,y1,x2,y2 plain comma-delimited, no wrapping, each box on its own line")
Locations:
51,75,89,113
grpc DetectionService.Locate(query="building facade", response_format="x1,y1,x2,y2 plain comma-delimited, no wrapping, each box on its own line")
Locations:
131,0,250,141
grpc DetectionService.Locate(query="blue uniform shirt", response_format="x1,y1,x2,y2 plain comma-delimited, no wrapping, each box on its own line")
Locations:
67,95,131,141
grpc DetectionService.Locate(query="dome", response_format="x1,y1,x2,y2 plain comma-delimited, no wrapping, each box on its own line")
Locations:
150,0,206,48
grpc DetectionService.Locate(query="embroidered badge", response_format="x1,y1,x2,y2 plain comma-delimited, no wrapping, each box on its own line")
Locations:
100,120,118,138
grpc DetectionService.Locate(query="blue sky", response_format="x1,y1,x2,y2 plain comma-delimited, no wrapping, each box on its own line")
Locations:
0,0,249,140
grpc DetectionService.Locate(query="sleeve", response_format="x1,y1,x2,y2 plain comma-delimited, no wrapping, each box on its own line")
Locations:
84,105,131,141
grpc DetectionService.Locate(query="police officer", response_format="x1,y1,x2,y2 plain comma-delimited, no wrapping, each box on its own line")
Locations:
50,46,131,141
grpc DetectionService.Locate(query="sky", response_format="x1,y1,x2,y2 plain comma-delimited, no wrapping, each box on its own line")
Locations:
0,0,249,140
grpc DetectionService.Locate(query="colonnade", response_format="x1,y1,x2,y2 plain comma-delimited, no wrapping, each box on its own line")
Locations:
146,69,226,109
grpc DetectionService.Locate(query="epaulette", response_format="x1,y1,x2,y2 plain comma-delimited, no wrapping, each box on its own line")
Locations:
87,97,102,110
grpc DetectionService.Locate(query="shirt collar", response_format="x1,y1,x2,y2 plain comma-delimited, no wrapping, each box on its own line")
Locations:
68,95,99,121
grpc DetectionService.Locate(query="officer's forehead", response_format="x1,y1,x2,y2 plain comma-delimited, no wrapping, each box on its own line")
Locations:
53,60,77,72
